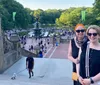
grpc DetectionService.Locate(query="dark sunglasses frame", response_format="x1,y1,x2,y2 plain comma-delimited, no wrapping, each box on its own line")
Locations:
87,33,98,36
76,29,85,33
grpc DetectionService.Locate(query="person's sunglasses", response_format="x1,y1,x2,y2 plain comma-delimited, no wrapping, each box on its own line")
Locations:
76,29,85,33
87,33,98,36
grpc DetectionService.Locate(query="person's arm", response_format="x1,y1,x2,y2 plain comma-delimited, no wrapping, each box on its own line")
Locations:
76,48,84,85
76,64,80,77
68,40,78,64
26,58,28,69
76,47,81,77
92,73,100,83
33,58,34,69
82,73,100,85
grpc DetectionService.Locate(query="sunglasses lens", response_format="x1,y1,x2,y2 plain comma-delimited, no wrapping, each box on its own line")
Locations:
81,30,85,32
87,33,91,36
76,30,80,33
87,33,97,36
93,33,97,36
76,29,85,33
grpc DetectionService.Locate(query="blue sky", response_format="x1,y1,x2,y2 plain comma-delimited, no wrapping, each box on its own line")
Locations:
16,0,95,10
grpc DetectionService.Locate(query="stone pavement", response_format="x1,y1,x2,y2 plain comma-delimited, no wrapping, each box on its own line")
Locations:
21,38,51,51
2,57,73,85
44,43,69,59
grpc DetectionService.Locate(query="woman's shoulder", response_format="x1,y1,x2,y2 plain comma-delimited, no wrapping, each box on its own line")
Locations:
70,38,75,45
71,38,74,42
90,44,100,52
83,36,89,44
26,57,29,61
82,41,88,46
81,41,88,51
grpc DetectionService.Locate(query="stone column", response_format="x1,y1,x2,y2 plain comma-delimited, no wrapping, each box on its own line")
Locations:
10,34,20,59
0,17,4,73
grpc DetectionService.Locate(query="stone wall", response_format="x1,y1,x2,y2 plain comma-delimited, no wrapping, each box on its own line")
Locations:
20,48,37,57
3,50,21,72
0,18,22,73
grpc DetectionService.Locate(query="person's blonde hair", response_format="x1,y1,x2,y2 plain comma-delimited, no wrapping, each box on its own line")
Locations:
86,25,100,36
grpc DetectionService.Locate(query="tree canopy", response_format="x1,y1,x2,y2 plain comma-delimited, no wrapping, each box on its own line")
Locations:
0,0,99,30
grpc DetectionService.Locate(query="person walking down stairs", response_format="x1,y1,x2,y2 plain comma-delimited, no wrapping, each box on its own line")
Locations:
26,56,34,78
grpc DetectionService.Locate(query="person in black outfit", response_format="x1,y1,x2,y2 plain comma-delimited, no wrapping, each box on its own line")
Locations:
26,56,34,78
31,45,33,51
77,25,100,85
68,24,87,85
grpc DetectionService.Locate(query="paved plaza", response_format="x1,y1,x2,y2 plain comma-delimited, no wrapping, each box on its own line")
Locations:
21,37,69,59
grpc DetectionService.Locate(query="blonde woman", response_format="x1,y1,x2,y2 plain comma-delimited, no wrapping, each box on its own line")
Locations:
77,25,100,85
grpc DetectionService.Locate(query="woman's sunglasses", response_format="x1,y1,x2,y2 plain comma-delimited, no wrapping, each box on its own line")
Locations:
76,29,85,33
87,33,98,36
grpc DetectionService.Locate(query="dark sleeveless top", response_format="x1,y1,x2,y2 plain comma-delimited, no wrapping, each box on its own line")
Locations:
71,39,79,72
80,42,100,78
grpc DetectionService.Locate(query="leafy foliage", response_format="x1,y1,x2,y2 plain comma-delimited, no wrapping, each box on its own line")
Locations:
0,0,99,30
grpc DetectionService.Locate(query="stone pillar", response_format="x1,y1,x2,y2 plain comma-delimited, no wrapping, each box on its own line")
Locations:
0,18,4,73
10,34,20,59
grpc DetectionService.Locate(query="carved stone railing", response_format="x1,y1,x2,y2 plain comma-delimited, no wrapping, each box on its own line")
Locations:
0,32,21,73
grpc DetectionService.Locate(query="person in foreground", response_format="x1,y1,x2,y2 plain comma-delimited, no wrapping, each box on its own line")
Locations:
26,56,34,78
68,24,87,85
77,25,100,85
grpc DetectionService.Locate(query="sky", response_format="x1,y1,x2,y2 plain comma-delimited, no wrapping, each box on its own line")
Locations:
16,0,95,10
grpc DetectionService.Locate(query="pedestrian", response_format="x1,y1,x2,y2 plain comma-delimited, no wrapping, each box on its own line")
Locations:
29,45,31,51
39,50,43,58
26,56,34,78
31,45,33,51
77,25,100,85
44,43,47,53
53,36,56,47
47,38,50,45
41,44,44,52
68,24,88,85
38,42,41,47
40,40,43,44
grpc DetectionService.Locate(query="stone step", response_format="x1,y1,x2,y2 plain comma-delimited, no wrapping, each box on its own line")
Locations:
0,74,73,85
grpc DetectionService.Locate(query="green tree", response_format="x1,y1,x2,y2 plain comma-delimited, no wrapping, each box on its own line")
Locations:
84,7,95,25
0,0,32,29
56,7,84,27
33,9,44,22
93,0,100,25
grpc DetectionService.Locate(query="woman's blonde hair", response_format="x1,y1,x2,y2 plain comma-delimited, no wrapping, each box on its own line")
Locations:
86,25,100,36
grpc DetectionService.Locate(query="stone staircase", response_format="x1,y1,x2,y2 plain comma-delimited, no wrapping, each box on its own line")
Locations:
0,74,73,85
0,74,48,85
1,57,73,85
